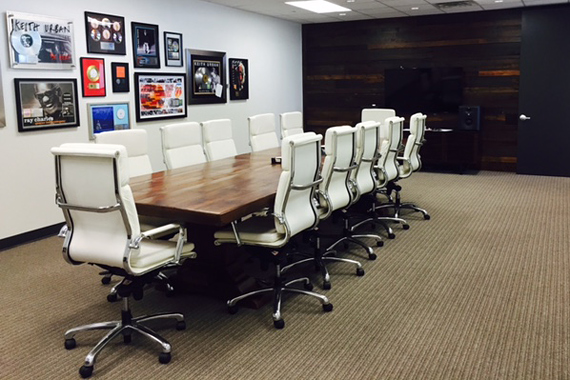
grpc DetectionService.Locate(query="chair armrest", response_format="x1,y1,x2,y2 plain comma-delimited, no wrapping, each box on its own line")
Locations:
141,223,182,240
58,224,69,238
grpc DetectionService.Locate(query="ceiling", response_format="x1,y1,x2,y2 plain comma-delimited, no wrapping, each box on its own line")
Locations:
200,0,569,23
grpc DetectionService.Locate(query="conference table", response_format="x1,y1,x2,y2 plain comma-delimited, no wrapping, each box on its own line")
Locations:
130,147,283,303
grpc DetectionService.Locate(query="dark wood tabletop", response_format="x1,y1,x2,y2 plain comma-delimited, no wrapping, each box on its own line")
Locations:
130,148,282,227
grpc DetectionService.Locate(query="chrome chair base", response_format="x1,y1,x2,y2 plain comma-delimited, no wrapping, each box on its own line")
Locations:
64,297,185,378
227,263,333,329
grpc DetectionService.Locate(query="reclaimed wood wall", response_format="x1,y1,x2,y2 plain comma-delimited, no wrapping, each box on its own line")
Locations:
302,9,522,171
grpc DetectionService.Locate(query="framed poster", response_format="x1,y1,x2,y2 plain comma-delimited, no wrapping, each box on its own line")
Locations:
14,78,79,132
80,57,106,97
186,49,226,105
84,11,126,55
131,22,160,68
111,62,130,92
229,58,249,100
87,102,130,139
164,31,183,67
134,73,187,122
6,11,75,70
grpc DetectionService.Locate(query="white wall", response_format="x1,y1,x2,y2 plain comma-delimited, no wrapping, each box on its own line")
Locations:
0,0,303,240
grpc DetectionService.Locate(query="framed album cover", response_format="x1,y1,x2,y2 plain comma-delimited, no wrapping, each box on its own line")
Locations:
131,22,160,68
229,58,249,100
87,102,130,140
80,57,106,97
186,49,226,105
164,31,183,67
84,11,126,55
14,78,79,132
111,62,130,93
134,72,187,122
6,11,76,70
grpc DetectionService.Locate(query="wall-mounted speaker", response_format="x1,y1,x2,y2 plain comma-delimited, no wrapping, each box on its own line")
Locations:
458,106,480,131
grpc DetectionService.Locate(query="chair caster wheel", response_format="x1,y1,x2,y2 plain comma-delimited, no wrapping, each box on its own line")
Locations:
323,303,333,312
176,321,186,331
377,240,384,247
323,281,331,290
304,281,314,291
424,214,431,220
356,267,365,276
274,319,285,329
368,252,377,260
64,338,76,350
107,293,118,303
123,333,132,344
101,276,111,285
228,304,238,314
388,233,396,239
159,352,171,364
403,224,410,230
79,365,93,378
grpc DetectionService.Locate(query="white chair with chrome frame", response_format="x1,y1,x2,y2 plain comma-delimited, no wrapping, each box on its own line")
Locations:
279,111,304,139
201,118,238,160
160,121,207,169
214,132,333,329
248,113,280,152
51,143,196,378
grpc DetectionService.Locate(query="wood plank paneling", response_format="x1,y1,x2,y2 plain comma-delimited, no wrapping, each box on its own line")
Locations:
303,9,522,171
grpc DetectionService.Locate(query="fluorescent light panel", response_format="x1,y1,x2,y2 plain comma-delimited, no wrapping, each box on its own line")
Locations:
286,0,351,14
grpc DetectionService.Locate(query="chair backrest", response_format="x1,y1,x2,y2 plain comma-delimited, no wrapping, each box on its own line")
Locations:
405,112,427,172
361,108,396,124
94,129,153,178
248,113,280,152
160,121,207,169
352,121,381,201
51,143,141,269
318,125,357,218
274,132,323,237
201,119,238,161
377,116,405,184
279,111,304,139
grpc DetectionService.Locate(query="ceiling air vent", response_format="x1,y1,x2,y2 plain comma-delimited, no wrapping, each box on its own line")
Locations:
434,1,478,9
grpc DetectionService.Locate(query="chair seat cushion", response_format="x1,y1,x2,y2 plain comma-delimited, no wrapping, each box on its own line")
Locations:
130,239,195,272
214,216,286,247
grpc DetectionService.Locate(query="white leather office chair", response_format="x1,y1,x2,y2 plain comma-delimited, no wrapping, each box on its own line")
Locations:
361,108,396,125
214,132,332,329
389,112,431,219
51,143,196,378
248,113,280,152
372,116,409,237
201,119,238,161
95,129,153,177
279,111,304,139
160,121,207,169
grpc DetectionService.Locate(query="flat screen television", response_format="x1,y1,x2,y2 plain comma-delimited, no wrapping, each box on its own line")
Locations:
384,67,464,114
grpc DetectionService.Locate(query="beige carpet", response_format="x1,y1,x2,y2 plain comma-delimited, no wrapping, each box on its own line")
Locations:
1,171,569,379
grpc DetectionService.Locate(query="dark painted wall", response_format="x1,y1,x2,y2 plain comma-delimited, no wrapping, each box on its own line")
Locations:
302,9,522,171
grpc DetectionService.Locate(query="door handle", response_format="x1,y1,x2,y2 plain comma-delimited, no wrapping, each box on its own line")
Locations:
519,114,531,121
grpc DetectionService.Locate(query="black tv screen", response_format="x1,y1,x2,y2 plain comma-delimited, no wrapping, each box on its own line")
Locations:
384,67,464,114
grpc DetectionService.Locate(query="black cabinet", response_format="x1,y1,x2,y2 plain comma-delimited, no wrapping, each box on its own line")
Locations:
420,130,480,173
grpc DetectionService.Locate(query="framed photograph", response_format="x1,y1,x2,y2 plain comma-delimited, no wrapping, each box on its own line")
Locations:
164,31,183,67
134,72,187,122
84,11,126,55
111,62,130,93
87,102,130,140
131,22,160,68
14,78,79,132
6,11,75,70
229,58,249,100
80,57,106,97
186,49,226,105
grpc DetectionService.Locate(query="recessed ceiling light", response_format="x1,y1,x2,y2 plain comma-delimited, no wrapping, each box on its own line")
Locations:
339,13,347,16
495,0,503,3
347,0,355,3
411,6,419,10
286,0,352,14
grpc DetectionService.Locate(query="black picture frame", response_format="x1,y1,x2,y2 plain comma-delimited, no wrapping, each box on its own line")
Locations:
111,62,130,93
84,11,126,55
134,72,187,122
131,22,160,68
164,31,183,67
14,78,79,132
229,58,249,100
186,49,226,105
